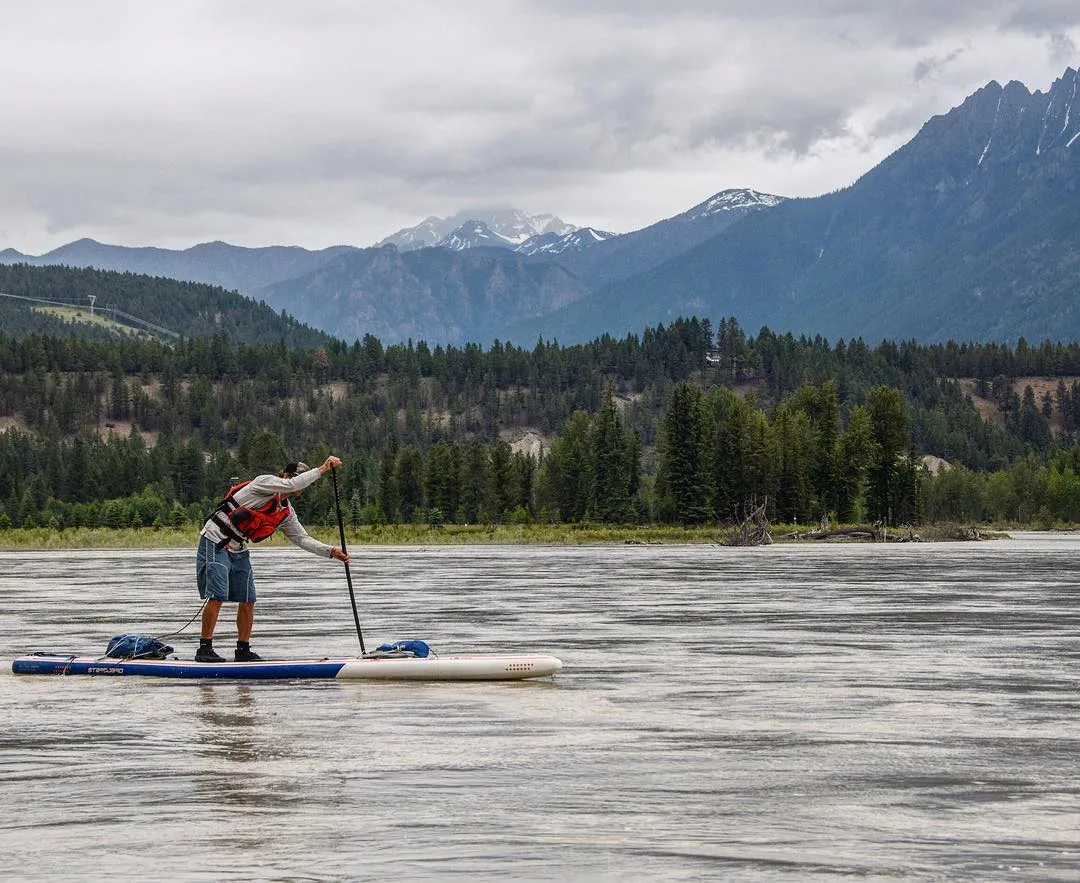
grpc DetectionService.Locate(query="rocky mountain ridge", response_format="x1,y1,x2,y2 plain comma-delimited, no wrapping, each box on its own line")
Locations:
5,69,1080,347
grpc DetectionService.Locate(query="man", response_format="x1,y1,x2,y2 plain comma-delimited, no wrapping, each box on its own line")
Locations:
195,455,351,662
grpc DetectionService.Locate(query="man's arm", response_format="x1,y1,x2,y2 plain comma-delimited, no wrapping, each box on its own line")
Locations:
245,466,323,497
278,512,350,562
277,510,335,558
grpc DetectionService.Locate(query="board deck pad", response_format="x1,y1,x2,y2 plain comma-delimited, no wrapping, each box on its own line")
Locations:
10,653,563,681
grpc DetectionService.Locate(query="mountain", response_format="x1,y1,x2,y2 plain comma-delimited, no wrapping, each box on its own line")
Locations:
436,221,516,251
434,218,616,252
513,68,1080,346
260,188,784,346
376,216,446,251
10,70,1080,350
0,206,581,297
545,188,785,290
0,191,777,344
0,239,355,294
515,227,617,256
376,207,576,251
259,245,592,346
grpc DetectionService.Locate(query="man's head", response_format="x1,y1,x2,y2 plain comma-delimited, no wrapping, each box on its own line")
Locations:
281,461,309,479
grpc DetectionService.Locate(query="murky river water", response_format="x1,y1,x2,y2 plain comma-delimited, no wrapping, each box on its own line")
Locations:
1,535,1078,881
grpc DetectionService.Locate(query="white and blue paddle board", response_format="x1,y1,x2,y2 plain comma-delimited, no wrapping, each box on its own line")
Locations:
11,653,563,681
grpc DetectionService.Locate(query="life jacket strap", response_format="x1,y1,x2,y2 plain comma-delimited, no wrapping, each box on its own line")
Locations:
211,493,248,549
211,510,247,549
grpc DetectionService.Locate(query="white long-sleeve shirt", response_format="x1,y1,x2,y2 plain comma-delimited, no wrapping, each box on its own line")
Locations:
200,467,334,557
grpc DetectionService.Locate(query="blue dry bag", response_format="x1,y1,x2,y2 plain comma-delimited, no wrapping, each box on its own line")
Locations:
105,634,174,659
369,640,432,658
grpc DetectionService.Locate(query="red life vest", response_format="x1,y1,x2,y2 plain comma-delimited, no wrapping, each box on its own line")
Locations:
211,480,291,547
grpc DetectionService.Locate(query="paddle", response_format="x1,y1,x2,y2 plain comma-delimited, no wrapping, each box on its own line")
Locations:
330,465,366,654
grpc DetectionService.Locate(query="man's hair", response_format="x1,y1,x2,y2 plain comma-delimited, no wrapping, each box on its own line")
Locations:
282,461,309,478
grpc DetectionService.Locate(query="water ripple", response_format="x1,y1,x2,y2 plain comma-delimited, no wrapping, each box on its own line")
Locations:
1,535,1079,880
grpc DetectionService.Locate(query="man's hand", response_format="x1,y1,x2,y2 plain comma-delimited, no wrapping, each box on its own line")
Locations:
320,455,343,474
330,546,351,564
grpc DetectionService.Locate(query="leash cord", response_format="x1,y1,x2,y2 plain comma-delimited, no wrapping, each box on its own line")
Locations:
154,599,208,642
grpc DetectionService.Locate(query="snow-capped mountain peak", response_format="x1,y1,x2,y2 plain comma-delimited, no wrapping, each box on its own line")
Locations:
516,227,616,256
376,207,577,251
685,188,785,222
377,216,445,250
437,221,515,251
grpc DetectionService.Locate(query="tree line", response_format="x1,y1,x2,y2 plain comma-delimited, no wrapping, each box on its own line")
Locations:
4,315,1080,529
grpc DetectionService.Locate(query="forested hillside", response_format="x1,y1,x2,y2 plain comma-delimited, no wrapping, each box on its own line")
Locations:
4,315,1080,531
0,264,332,347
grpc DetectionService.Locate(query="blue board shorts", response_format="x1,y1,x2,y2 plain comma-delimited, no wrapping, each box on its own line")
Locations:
196,534,257,603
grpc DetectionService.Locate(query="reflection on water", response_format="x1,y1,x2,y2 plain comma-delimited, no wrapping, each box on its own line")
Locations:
193,684,303,818
1,535,1079,880
195,683,259,760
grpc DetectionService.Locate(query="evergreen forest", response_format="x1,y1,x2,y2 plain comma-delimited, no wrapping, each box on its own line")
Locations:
6,300,1080,533
0,263,330,348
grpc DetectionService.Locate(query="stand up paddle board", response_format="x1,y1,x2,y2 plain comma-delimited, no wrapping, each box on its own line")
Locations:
11,653,563,681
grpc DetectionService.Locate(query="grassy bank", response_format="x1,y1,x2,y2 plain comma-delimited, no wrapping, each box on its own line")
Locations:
0,523,732,549
0,521,1018,550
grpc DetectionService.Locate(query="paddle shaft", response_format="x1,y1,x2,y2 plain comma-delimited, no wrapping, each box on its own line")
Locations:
330,466,366,653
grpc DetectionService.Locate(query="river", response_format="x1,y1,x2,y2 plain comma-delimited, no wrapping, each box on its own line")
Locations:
1,535,1078,880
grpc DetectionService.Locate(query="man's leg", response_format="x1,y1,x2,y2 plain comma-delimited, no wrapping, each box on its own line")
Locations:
229,551,261,661
195,536,230,661
201,599,223,639
237,602,255,642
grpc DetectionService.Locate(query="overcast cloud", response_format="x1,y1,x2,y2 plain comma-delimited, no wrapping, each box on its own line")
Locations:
0,0,1077,252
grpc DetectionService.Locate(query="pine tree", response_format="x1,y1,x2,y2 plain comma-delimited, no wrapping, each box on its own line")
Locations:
424,441,453,523
709,387,750,522
590,384,631,522
1018,385,1051,450
773,403,812,524
865,386,908,524
489,440,517,522
836,405,878,523
535,411,592,522
743,408,776,516
797,381,841,518
660,383,709,525
239,428,287,477
377,436,400,523
513,450,537,517
460,442,491,523
396,445,425,523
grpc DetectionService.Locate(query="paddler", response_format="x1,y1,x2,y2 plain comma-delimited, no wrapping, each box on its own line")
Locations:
194,456,351,662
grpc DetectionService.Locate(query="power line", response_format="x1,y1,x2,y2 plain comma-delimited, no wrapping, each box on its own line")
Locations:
0,290,179,340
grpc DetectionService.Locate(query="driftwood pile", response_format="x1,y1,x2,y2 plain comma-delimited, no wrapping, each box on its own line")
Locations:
722,500,773,546
713,509,994,545
787,516,921,542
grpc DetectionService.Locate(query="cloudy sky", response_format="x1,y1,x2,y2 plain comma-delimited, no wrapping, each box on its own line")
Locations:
1,1,1078,253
